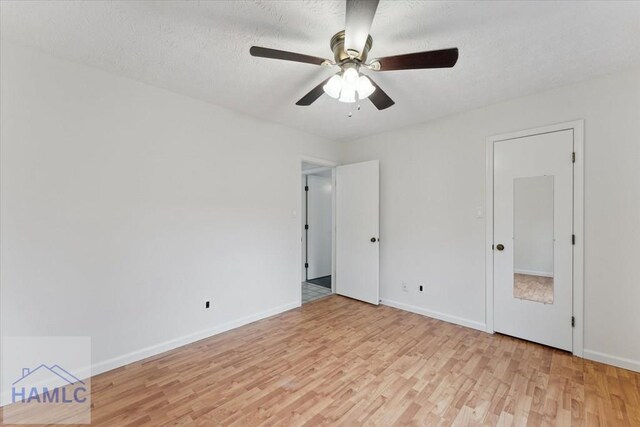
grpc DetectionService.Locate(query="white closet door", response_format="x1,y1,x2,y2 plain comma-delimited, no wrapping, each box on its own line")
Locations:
494,130,573,351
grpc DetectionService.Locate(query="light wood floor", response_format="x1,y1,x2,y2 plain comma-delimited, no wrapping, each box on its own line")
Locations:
3,296,639,426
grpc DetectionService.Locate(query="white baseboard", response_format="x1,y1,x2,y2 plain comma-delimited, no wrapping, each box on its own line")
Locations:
1,300,300,407
90,300,300,377
584,349,640,373
381,299,487,332
514,269,554,277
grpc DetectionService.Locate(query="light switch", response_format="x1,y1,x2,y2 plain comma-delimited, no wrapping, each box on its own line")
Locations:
475,206,484,219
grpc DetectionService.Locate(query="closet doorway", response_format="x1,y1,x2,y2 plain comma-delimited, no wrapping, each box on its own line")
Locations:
486,120,584,355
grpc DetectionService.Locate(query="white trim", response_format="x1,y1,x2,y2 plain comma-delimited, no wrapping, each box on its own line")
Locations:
302,166,332,175
0,301,299,407
300,155,338,168
485,120,585,356
331,167,337,294
485,140,494,333
298,155,338,301
572,122,585,357
513,269,554,278
489,120,582,143
584,350,640,373
381,299,486,332
91,301,298,379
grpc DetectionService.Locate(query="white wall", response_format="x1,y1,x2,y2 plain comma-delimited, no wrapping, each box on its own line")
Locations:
343,67,640,371
2,40,639,381
0,42,343,379
514,176,554,276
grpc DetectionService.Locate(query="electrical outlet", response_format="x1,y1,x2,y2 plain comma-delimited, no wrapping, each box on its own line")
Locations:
402,283,408,292
205,301,211,309
418,284,424,292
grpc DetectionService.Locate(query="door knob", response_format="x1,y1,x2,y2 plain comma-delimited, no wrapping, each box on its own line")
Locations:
496,244,504,251
370,237,378,242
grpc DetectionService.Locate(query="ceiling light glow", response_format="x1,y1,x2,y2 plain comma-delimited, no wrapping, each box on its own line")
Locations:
342,68,359,87
323,75,342,99
339,85,356,103
322,68,377,104
357,75,376,99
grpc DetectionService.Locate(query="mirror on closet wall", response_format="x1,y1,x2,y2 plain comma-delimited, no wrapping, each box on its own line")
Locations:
513,175,555,304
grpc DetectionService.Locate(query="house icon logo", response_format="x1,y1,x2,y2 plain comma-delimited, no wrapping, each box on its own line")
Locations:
11,364,88,404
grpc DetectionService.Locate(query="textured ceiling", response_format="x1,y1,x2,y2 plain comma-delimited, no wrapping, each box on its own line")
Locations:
1,1,639,141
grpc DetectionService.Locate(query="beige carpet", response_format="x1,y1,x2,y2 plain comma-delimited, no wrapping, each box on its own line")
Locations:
514,273,554,304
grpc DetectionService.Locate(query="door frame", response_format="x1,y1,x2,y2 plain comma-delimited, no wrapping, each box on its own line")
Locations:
485,120,584,356
299,155,338,304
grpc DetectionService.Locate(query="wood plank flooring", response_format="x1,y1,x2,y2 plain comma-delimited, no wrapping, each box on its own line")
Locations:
2,295,639,426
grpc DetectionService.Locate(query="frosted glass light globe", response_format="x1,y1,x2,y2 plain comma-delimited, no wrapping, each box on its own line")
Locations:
356,75,376,99
323,75,342,99
339,85,356,103
342,68,359,87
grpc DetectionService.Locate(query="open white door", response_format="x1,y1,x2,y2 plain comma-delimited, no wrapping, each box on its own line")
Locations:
336,160,379,305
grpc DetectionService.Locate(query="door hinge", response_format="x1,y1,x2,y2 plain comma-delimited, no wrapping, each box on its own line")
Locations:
571,316,575,327
305,224,309,230
572,234,576,245
304,263,309,269
304,185,309,191
572,152,576,163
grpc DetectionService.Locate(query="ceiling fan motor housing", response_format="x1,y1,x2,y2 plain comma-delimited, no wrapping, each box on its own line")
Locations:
330,30,373,64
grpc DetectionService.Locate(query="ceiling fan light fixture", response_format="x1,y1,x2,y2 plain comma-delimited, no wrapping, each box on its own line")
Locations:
323,74,342,99
356,75,375,99
250,0,460,111
338,85,356,103
342,67,359,87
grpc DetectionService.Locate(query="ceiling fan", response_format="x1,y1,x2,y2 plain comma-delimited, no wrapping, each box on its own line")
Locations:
249,0,458,110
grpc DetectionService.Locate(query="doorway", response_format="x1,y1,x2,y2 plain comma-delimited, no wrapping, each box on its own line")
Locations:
298,157,381,307
486,121,584,355
301,160,335,304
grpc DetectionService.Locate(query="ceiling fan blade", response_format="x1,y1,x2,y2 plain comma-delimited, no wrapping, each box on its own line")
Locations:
250,46,330,66
368,78,395,110
345,0,379,55
375,48,459,71
296,77,332,106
